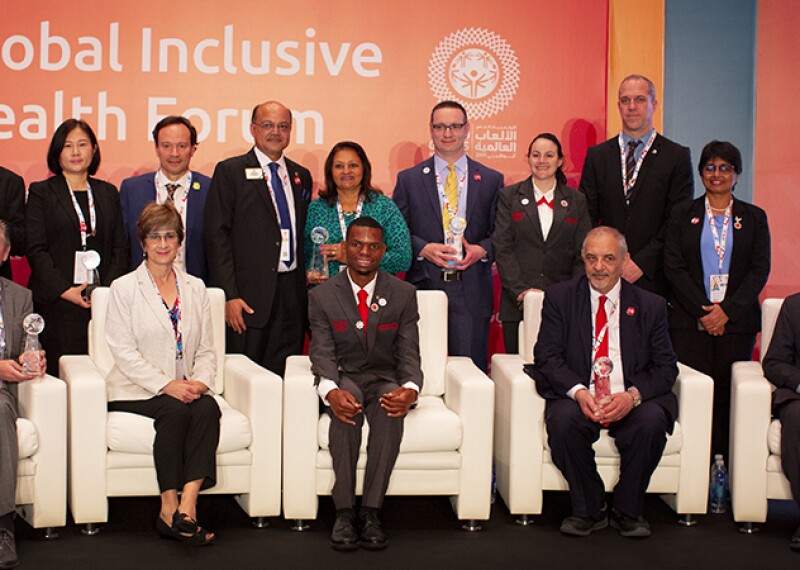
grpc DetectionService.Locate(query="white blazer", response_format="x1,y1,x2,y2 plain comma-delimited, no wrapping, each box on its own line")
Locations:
105,263,217,402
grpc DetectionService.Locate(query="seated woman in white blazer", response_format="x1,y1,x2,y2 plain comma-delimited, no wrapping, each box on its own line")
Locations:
105,202,218,546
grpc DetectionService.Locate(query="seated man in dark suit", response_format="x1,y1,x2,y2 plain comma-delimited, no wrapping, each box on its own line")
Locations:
0,219,46,569
308,216,422,551
762,293,800,551
527,226,678,538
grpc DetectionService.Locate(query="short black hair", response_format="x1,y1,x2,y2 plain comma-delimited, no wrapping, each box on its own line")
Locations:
430,100,468,124
152,115,198,146
346,215,385,242
698,140,743,175
47,119,101,176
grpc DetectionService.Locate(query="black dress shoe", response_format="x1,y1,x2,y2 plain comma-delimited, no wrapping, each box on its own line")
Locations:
359,509,388,550
0,528,19,570
791,525,800,552
331,509,359,551
559,505,608,537
610,508,651,538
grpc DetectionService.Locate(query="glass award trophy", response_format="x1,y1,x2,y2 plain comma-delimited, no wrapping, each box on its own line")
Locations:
82,250,102,303
444,216,467,277
22,313,45,375
592,356,613,404
309,226,330,279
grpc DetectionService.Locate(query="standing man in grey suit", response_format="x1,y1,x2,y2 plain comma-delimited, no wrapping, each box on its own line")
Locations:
205,101,312,376
119,116,211,282
393,100,503,372
579,74,693,296
309,216,422,551
0,220,46,569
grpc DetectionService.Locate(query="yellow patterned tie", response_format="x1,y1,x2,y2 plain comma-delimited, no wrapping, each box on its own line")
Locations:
443,164,458,232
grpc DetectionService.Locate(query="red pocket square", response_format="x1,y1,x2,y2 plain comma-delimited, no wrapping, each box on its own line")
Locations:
512,212,524,221
332,321,348,332
565,217,578,224
378,322,399,331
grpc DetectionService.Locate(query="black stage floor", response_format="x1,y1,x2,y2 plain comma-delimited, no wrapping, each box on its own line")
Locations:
13,493,800,569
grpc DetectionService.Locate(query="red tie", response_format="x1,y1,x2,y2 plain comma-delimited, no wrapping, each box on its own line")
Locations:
536,196,553,209
594,295,610,401
357,289,369,332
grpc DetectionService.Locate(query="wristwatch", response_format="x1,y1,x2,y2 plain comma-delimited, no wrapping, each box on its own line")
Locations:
627,387,642,408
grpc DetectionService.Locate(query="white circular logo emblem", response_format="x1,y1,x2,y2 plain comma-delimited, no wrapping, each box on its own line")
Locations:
429,28,520,120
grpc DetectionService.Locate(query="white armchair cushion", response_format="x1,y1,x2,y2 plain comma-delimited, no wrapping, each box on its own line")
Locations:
767,419,783,456
16,417,39,459
106,396,252,455
317,396,463,453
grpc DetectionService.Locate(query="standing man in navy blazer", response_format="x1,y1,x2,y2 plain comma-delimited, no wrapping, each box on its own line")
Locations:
528,226,678,538
205,101,312,377
580,75,693,296
120,116,211,283
393,101,503,372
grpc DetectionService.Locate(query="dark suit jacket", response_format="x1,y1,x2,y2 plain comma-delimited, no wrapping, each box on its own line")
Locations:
392,156,503,319
308,270,423,389
25,175,128,305
579,134,693,295
664,197,770,334
205,149,312,329
119,170,211,282
529,276,678,423
762,293,800,410
0,166,26,280
493,178,590,322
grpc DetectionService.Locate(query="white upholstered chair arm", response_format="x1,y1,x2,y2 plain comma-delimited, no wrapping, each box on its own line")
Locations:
444,356,494,520
282,355,319,520
730,361,773,523
223,354,283,516
16,372,67,528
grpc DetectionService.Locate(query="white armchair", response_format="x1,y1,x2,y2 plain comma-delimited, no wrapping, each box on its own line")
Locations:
730,298,789,531
493,290,714,525
282,290,494,530
15,373,67,537
60,287,282,533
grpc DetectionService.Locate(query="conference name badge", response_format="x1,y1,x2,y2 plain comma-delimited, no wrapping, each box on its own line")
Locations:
245,168,262,180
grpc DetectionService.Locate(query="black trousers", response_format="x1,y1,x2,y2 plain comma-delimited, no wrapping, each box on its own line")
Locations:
545,398,671,518
109,394,221,493
227,271,304,378
327,376,404,510
670,328,755,457
502,320,520,356
779,400,800,508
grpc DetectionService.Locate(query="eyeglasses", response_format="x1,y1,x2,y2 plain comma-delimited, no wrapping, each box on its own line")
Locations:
431,123,466,132
702,164,736,175
252,122,291,132
146,232,179,242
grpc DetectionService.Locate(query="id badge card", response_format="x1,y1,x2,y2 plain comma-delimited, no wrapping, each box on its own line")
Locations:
709,274,728,303
73,251,91,284
280,229,291,262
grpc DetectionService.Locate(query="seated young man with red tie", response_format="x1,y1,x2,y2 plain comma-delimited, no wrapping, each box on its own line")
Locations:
308,216,422,551
526,226,678,538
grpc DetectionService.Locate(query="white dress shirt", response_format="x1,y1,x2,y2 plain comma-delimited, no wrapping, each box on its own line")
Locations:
532,180,556,241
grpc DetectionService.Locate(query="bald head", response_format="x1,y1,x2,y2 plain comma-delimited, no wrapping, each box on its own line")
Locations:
250,101,293,160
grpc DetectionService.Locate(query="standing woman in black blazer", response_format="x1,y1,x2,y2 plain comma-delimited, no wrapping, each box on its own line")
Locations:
26,119,128,375
664,140,770,456
493,132,590,354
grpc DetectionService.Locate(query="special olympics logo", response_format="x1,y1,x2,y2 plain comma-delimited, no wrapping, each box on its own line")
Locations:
428,28,520,120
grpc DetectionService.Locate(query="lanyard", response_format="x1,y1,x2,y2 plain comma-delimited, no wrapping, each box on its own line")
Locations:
618,130,657,196
146,268,184,362
155,171,191,218
704,197,732,274
67,181,96,250
591,297,617,362
435,168,467,220
336,194,364,239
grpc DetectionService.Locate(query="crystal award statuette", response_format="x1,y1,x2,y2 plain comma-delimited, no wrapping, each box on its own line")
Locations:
22,313,45,375
445,216,467,274
309,226,330,279
592,356,613,404
82,249,102,302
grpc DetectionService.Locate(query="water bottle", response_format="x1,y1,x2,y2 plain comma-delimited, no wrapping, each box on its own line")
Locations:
709,454,728,513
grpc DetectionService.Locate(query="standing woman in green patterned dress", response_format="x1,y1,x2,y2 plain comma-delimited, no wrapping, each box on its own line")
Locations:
305,141,411,284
